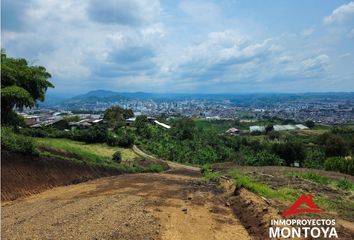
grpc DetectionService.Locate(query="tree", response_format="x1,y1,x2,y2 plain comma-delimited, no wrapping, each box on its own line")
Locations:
272,141,306,166
267,130,280,140
265,124,274,133
103,106,134,129
305,120,315,128
319,133,349,157
1,50,54,125
71,125,108,143
134,115,148,133
171,117,195,140
304,149,326,169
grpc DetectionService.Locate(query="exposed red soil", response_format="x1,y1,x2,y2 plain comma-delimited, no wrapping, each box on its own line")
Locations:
1,151,120,201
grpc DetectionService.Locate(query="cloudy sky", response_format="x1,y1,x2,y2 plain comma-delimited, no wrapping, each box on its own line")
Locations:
2,0,354,94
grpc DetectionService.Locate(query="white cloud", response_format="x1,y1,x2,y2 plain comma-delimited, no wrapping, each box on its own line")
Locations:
324,1,354,25
301,28,314,37
300,54,330,77
2,0,353,92
179,0,221,23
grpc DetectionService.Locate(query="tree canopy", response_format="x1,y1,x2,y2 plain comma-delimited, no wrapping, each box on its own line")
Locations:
1,50,54,125
103,106,134,129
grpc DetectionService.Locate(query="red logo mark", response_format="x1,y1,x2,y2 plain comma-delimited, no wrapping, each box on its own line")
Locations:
282,194,325,217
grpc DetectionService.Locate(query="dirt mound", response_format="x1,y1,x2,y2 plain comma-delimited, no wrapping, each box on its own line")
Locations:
1,151,120,201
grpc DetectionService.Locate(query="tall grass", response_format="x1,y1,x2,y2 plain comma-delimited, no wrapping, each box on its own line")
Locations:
229,170,299,202
336,178,354,191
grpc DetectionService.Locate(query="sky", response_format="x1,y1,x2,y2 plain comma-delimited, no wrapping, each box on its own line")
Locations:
2,0,354,94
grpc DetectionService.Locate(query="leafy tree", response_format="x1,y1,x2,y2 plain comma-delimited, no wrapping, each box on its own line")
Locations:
305,120,315,128
324,157,354,176
319,133,349,157
271,141,306,166
304,149,326,169
103,106,134,129
108,128,135,147
267,130,280,140
265,124,274,133
244,151,283,166
134,115,148,133
171,117,195,140
71,125,108,143
1,50,53,125
282,119,296,125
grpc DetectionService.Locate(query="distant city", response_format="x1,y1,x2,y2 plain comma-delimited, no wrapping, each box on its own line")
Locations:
22,90,354,125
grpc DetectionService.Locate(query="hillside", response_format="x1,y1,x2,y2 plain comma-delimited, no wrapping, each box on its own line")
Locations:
62,90,128,105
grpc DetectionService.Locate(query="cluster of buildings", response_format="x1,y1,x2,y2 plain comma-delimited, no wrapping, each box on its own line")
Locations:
18,109,171,130
252,102,354,124
53,96,354,124
19,109,103,129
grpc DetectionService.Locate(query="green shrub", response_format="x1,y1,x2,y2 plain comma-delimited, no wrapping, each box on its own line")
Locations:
108,129,135,147
71,125,108,143
319,133,349,157
148,164,165,173
203,170,222,182
267,130,280,140
305,120,315,128
20,127,71,138
304,149,326,169
324,157,354,176
1,127,37,155
271,141,306,166
112,151,122,163
201,163,212,175
244,151,283,166
336,178,354,191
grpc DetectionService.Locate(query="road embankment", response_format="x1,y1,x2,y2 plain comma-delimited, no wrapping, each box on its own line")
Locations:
1,151,120,201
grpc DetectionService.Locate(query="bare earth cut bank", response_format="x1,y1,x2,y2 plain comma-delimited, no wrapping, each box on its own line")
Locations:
1,151,121,201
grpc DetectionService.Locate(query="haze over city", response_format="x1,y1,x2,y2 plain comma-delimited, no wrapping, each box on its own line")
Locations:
2,0,354,94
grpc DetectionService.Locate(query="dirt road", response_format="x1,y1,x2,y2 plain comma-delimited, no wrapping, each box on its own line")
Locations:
2,171,251,240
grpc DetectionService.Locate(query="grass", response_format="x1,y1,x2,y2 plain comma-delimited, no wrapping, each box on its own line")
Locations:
35,138,139,164
203,170,222,182
287,172,330,186
229,169,354,220
336,178,354,191
286,171,354,192
35,137,167,173
229,170,299,202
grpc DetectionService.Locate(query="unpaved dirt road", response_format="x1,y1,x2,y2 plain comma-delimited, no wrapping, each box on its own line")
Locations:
2,169,251,240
